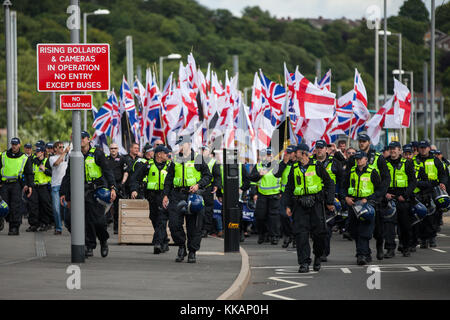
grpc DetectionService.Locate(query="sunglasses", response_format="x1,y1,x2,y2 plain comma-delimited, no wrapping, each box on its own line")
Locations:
110,147,118,150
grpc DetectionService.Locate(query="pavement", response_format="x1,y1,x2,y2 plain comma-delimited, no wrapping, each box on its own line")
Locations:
0,220,250,300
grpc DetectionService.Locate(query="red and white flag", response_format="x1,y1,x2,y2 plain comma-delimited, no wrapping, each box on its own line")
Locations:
366,97,393,145
289,68,335,119
393,78,412,128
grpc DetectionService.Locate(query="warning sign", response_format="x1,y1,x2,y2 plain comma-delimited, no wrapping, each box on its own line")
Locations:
60,94,92,110
37,44,110,92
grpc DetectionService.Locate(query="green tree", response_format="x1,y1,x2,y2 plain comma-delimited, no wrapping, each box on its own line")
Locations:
398,0,430,23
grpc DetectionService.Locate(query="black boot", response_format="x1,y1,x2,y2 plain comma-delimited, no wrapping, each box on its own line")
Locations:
313,256,321,271
376,244,384,260
420,239,428,249
257,233,265,244
162,242,169,253
357,255,367,266
0,218,4,231
384,248,395,259
8,227,19,236
100,241,109,258
175,246,187,262
271,236,279,245
188,251,196,263
282,236,291,248
298,264,309,273
26,225,38,232
429,237,437,248
402,247,411,257
85,247,93,257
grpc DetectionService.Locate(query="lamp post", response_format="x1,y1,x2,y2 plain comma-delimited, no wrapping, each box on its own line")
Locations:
159,53,182,89
83,8,110,131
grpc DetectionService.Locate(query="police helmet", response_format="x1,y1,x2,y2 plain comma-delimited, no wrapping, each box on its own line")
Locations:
410,199,428,226
381,200,397,219
0,199,9,218
94,188,111,207
188,194,204,214
432,186,450,212
353,200,375,222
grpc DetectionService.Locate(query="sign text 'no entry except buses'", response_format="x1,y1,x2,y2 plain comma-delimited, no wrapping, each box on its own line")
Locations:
37,43,110,92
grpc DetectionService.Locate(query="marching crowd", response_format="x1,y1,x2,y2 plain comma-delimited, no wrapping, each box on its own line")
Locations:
0,132,448,271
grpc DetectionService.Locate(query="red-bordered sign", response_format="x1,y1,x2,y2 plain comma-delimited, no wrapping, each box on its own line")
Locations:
60,94,93,110
37,43,110,92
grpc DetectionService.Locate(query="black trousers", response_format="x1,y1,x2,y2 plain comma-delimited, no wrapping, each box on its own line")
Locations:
168,190,204,252
146,190,169,247
280,192,293,239
28,184,53,227
85,191,109,249
202,186,214,234
255,193,281,238
292,200,327,265
396,201,413,249
348,207,376,257
0,182,23,229
373,204,384,249
380,201,397,250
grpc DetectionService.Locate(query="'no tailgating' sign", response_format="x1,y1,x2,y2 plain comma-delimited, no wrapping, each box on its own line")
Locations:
37,43,110,92
60,94,92,110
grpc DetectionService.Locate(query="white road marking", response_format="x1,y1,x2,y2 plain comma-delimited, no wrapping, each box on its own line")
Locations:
437,233,448,237
263,276,312,300
341,268,352,274
431,248,447,253
421,266,434,272
197,251,224,256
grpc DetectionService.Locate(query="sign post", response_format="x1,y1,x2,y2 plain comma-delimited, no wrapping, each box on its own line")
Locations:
37,2,110,263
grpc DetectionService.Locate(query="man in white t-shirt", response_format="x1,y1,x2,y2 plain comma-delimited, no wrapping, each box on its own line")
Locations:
49,141,70,234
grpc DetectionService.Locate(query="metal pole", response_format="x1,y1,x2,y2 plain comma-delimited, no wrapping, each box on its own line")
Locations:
159,56,164,89
51,92,56,113
83,13,87,131
232,55,239,90
69,0,85,263
126,35,133,87
375,20,379,110
431,0,436,144
424,62,428,140
410,72,414,141
4,0,13,148
11,10,18,137
383,0,387,105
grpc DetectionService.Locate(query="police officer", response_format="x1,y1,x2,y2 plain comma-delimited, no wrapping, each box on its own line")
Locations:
347,133,391,260
278,145,297,248
131,145,171,254
312,140,344,262
344,150,384,265
384,141,417,258
200,146,222,238
162,135,212,263
106,143,129,234
24,144,33,158
27,146,53,232
0,138,34,235
123,142,141,198
249,148,283,245
414,140,447,248
285,143,335,273
130,145,154,199
60,131,117,258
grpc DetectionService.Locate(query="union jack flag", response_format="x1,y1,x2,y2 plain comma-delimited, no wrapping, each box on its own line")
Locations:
120,76,140,143
92,92,116,137
259,70,286,126
145,76,165,144
317,69,332,91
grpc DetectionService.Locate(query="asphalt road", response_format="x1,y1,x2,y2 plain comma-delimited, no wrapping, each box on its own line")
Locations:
241,220,450,300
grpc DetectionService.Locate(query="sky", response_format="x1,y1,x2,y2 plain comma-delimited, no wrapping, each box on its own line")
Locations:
196,0,449,20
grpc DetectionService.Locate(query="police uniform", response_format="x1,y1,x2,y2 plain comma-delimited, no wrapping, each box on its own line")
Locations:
28,147,54,232
106,152,128,233
201,151,223,237
276,145,298,248
249,149,283,245
285,143,335,272
413,141,448,248
347,134,391,260
163,145,212,263
0,138,34,235
131,145,171,254
344,151,383,265
61,136,116,257
312,140,344,260
385,141,417,257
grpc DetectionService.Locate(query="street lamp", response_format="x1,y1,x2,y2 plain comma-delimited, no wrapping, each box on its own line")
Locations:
159,53,182,89
83,8,110,131
393,69,414,143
